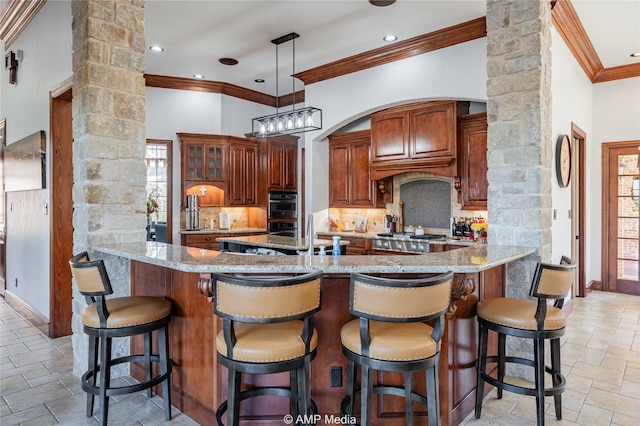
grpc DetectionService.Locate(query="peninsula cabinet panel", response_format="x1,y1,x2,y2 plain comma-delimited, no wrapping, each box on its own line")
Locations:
329,130,380,207
267,136,298,192
457,113,488,210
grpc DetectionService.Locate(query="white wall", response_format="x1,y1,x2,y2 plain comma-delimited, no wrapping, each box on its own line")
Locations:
1,1,72,319
300,38,488,230
550,29,593,267
591,77,640,283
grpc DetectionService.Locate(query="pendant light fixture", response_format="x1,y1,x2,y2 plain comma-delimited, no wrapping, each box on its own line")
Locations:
252,32,322,138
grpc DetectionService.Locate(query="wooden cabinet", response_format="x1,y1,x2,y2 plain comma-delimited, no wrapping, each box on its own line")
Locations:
266,136,298,192
328,130,382,207
178,133,258,207
228,141,257,206
369,101,469,180
181,231,265,250
317,234,371,255
457,113,488,210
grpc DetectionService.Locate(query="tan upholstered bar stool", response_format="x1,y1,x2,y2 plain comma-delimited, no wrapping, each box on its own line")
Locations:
475,257,575,426
69,252,173,425
212,271,323,426
340,271,454,426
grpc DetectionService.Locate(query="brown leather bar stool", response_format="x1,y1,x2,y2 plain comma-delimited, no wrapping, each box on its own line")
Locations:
212,271,323,426
475,257,576,426
69,252,173,425
340,271,454,426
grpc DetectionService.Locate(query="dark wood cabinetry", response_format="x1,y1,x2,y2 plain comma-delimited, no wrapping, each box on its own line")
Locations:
328,130,382,207
457,113,488,210
266,136,298,192
317,234,371,255
369,101,469,179
180,231,264,250
178,133,257,207
228,140,257,206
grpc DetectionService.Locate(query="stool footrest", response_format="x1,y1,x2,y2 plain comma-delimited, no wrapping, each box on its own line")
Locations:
216,387,318,426
340,385,428,416
481,355,566,397
81,354,172,397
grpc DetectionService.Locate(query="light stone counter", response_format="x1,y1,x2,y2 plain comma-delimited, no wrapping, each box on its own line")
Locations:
93,241,536,275
216,234,350,252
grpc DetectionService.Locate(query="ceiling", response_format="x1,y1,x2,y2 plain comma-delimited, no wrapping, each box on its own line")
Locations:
144,0,640,97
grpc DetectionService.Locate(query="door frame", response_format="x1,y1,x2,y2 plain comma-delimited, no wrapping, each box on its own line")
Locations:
571,123,586,297
601,140,640,294
49,83,73,337
146,139,173,243
0,118,5,297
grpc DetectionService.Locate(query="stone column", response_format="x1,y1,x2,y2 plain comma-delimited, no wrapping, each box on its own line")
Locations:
486,0,553,378
70,0,147,377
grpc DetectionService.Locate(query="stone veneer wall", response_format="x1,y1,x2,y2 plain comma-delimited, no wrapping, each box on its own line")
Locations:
486,0,553,378
70,0,147,377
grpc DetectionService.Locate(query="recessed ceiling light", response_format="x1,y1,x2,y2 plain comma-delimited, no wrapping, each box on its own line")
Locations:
219,58,239,66
369,0,396,6
193,74,205,79
255,79,265,83
631,52,640,58
383,35,398,42
149,45,164,52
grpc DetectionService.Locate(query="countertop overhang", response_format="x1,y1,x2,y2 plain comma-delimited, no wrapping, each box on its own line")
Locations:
93,242,536,275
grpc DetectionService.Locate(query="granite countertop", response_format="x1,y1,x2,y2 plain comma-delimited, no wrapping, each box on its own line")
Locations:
217,234,350,251
315,230,478,246
94,242,536,275
179,228,266,235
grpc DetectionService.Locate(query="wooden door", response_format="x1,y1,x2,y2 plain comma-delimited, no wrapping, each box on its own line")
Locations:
458,113,488,210
603,141,640,295
350,139,376,206
267,140,284,190
282,141,297,191
328,141,350,206
370,109,409,162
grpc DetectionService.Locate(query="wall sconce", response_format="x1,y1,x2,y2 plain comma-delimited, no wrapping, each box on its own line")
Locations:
5,50,22,84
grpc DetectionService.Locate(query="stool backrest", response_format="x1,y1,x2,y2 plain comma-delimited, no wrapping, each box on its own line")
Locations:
529,256,575,329
530,256,575,301
213,271,323,323
69,252,114,325
349,271,453,322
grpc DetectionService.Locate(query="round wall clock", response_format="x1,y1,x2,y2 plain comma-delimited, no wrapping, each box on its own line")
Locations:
556,134,571,187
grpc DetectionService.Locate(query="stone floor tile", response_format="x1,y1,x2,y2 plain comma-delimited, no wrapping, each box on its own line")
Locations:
0,404,52,426
561,388,587,413
3,381,72,413
9,346,63,368
20,412,61,425
619,378,640,399
612,411,640,426
1,373,32,395
570,362,624,386
45,391,99,425
565,372,593,394
585,387,640,419
0,342,31,357
623,365,640,383
576,403,613,426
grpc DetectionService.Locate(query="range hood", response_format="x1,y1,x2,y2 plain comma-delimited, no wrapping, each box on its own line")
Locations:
369,158,457,181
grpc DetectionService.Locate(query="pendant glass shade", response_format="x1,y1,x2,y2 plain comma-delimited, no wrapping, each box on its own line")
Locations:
252,107,322,137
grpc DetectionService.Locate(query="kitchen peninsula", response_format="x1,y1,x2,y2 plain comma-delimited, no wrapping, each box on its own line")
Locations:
94,242,535,426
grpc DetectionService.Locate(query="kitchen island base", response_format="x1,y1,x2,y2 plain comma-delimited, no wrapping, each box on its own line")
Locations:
129,260,504,426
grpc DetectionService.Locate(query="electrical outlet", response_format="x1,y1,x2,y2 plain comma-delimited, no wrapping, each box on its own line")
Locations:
553,209,557,220
15,278,18,287
330,366,342,387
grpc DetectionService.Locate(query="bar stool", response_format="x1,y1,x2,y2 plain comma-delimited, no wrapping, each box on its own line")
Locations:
69,252,173,425
475,257,575,426
340,271,454,426
212,271,323,426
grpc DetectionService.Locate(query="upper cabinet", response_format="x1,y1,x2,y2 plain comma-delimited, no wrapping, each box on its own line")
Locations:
266,136,298,192
457,113,488,210
178,133,257,207
329,130,383,208
369,100,469,180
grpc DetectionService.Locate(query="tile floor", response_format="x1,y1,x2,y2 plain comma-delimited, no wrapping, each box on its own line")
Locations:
1,291,639,425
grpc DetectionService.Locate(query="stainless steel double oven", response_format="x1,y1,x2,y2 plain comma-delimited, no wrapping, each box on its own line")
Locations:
268,192,297,237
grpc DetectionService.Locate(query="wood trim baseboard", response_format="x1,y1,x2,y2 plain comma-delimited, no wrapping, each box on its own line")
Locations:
587,280,602,291
4,291,50,336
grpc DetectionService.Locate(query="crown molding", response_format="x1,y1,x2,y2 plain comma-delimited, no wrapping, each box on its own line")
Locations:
552,0,639,83
295,17,487,85
0,0,46,48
